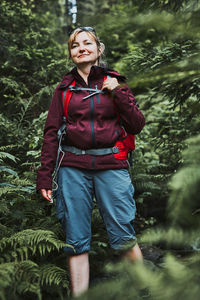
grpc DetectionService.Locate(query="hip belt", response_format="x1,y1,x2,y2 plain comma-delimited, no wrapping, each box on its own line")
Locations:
62,145,119,156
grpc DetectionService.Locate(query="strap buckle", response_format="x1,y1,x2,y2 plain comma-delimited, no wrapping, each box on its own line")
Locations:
69,85,77,92
83,89,105,100
112,146,119,154
68,85,106,100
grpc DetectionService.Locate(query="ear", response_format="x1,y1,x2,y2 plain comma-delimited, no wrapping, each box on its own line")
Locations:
98,46,103,56
98,42,105,56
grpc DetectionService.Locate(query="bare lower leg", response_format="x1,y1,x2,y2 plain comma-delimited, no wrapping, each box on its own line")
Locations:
68,252,89,297
124,243,143,262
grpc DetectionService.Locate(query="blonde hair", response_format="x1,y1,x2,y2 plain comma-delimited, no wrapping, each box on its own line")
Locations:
68,27,105,66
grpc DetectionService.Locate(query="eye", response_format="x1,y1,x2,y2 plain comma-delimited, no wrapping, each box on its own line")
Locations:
71,44,78,49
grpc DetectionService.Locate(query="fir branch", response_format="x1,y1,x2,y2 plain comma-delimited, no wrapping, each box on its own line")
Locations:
140,227,200,250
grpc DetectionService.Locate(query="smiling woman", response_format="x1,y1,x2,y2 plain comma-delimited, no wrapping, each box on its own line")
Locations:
70,31,102,67
37,26,145,297
68,27,105,69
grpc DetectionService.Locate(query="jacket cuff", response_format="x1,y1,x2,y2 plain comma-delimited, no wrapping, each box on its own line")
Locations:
36,178,52,192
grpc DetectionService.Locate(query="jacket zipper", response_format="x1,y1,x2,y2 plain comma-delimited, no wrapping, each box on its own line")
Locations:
89,84,95,146
89,84,95,169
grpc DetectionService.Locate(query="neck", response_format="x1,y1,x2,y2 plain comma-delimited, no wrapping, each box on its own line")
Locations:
77,63,97,84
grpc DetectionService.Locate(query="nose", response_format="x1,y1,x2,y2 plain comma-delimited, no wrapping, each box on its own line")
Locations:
79,44,86,53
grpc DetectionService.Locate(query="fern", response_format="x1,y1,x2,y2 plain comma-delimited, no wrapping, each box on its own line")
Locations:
0,166,18,177
40,264,69,288
0,184,34,197
0,229,74,263
0,260,41,300
0,145,16,151
0,152,17,163
0,260,70,300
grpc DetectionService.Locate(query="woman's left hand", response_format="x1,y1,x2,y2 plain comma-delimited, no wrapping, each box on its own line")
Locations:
102,77,120,91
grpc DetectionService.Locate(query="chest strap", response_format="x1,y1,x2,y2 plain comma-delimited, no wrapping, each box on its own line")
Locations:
62,145,119,156
68,85,105,100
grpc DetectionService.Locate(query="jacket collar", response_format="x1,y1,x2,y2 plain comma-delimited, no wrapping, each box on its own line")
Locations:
71,65,106,82
59,65,126,89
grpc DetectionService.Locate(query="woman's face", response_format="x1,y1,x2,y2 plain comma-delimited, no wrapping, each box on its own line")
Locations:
70,31,101,66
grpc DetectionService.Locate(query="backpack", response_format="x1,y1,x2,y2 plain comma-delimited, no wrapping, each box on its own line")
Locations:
53,76,135,191
59,75,135,160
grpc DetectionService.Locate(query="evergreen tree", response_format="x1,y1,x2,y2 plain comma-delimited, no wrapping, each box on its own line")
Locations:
0,1,72,298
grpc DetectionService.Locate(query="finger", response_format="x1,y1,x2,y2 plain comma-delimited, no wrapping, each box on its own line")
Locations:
102,79,110,89
101,82,107,90
111,78,119,89
102,83,111,91
102,86,109,91
41,189,52,202
102,79,119,91
47,190,53,203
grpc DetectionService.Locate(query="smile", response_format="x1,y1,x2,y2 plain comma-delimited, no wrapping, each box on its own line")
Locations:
78,54,90,58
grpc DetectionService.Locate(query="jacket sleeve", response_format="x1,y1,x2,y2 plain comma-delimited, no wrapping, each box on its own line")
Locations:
36,87,64,191
113,84,145,134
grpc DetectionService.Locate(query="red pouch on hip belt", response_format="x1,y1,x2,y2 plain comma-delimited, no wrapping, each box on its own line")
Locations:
113,129,135,160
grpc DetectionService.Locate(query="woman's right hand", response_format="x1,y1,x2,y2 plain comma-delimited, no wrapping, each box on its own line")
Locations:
40,189,53,203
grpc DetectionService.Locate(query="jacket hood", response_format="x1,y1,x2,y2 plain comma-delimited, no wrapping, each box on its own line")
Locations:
59,66,126,89
59,73,75,89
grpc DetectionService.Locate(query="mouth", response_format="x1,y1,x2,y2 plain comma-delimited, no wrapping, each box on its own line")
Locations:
78,54,89,58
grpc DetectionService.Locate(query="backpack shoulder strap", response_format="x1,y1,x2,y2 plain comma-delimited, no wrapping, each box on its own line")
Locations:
104,75,121,123
62,80,76,121
104,74,135,153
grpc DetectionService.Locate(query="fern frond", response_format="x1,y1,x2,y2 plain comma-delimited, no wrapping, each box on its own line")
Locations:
40,264,69,288
0,185,20,196
0,151,17,162
8,177,33,186
0,229,74,263
0,145,17,151
0,166,18,177
0,184,33,196
0,260,42,300
0,262,16,300
35,216,64,237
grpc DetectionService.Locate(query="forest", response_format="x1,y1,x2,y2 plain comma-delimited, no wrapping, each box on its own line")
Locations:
0,0,200,299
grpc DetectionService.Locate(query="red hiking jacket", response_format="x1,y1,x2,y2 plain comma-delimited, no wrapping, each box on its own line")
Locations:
36,66,145,191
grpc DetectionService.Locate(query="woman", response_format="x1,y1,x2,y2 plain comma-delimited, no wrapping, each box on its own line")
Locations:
37,27,145,297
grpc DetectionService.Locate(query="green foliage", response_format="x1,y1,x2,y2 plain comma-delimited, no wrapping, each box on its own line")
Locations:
103,2,199,222
0,228,71,298
168,135,200,229
1,0,200,299
0,259,70,300
0,260,41,300
0,229,70,263
0,1,72,298
81,253,200,300
81,132,200,299
72,1,200,299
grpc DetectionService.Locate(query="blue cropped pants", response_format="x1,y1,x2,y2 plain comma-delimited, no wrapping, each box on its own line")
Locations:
56,167,137,254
